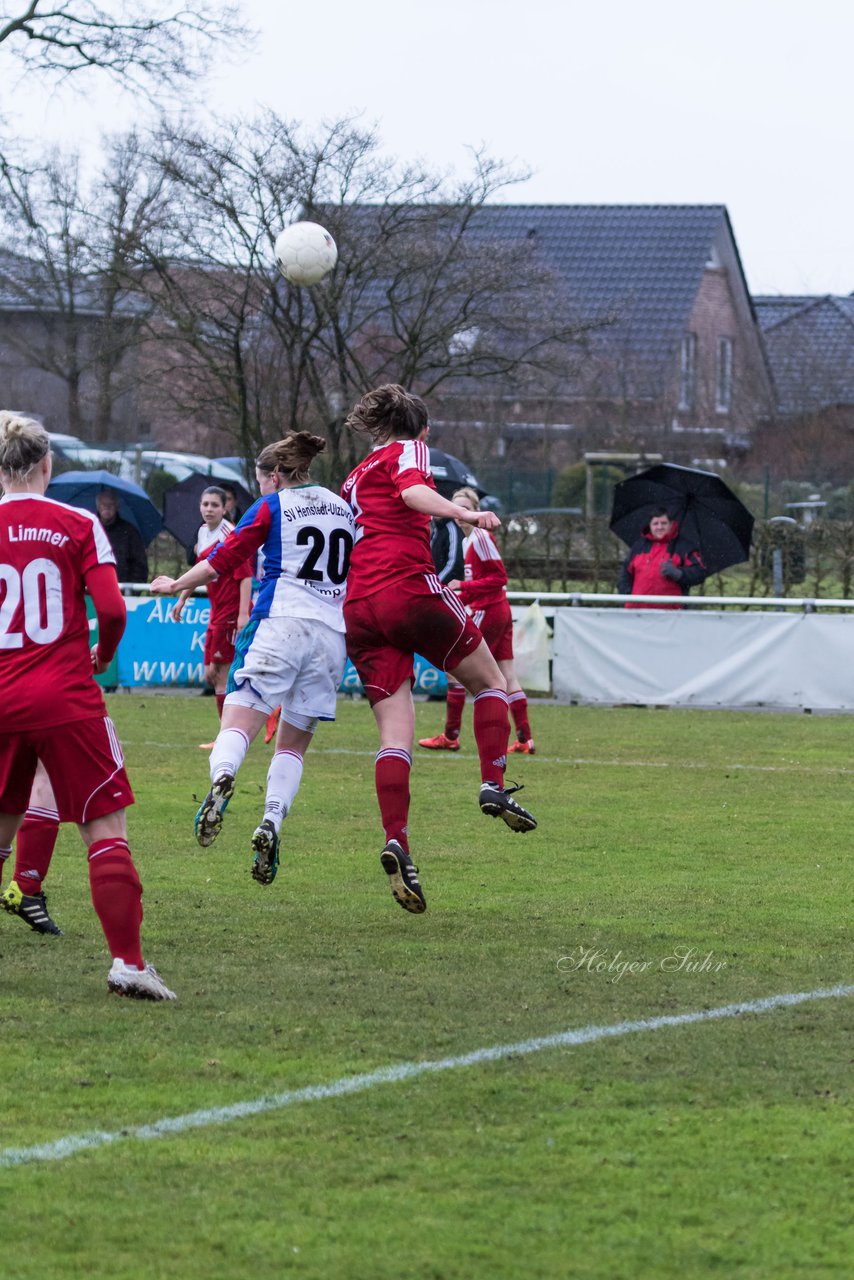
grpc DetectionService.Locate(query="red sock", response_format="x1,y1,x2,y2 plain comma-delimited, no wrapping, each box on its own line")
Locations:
215,693,226,718
444,684,467,740
375,748,411,852
508,691,532,741
473,689,510,788
88,838,144,968
13,809,60,896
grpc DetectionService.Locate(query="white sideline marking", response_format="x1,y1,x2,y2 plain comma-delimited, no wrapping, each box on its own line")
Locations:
2,984,851,1170
121,740,854,776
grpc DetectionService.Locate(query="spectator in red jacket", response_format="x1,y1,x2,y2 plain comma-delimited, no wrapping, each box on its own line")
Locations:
617,508,706,609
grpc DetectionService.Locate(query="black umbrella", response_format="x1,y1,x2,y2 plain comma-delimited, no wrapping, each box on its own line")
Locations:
46,470,163,544
610,463,754,575
163,472,255,551
429,448,486,499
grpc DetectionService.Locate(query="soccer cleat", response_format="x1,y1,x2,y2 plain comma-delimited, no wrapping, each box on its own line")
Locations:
251,819,280,886
107,958,176,1001
264,707,282,744
194,773,235,847
478,781,538,833
0,880,63,936
380,840,426,914
417,732,460,751
508,738,536,755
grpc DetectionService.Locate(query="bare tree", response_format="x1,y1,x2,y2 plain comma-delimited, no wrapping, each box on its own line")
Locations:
125,113,597,481
0,136,165,436
0,1,251,95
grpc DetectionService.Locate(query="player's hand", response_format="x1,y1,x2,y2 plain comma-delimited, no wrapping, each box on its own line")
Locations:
447,578,462,591
150,575,177,595
91,645,109,675
237,612,251,632
171,599,185,621
473,511,500,530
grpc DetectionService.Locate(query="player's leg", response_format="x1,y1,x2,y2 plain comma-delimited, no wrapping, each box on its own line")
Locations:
81,809,175,1002
503,659,535,754
195,703,266,848
1,761,62,935
418,675,465,751
372,681,425,913
251,715,314,886
450,642,536,833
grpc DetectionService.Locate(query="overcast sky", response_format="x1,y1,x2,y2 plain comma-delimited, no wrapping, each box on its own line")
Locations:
8,0,853,295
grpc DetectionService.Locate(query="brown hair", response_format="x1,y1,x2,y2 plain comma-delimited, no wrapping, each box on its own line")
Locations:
201,485,228,504
452,486,480,511
0,412,50,481
345,383,428,445
256,431,326,484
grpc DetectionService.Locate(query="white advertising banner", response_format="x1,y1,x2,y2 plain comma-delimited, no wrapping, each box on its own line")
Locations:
553,608,854,711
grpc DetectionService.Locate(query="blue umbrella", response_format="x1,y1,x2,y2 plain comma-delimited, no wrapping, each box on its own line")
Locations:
46,470,163,545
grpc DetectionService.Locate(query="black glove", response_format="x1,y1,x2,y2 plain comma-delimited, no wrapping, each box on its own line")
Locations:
660,560,683,582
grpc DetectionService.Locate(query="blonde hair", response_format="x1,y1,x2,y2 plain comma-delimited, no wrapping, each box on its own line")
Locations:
452,486,480,511
256,431,326,484
0,412,50,482
345,383,428,444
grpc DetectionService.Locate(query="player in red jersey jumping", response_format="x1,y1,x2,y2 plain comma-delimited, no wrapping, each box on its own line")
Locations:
0,412,175,1000
419,486,535,755
341,384,537,916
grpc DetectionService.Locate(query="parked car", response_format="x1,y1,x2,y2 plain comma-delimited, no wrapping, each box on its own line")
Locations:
48,432,122,470
114,449,248,488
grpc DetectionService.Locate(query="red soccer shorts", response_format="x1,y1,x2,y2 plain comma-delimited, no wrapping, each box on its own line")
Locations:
0,715,135,823
204,620,237,665
344,575,484,706
470,599,514,662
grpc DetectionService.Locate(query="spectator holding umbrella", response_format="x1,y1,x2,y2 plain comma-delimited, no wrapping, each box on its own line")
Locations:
611,464,755,607
96,487,149,583
617,507,706,609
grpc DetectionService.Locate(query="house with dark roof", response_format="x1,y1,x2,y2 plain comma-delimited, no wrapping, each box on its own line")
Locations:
754,294,854,416
748,293,854,484
430,204,775,465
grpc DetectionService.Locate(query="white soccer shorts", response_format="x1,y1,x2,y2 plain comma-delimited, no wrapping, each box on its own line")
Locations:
226,615,346,722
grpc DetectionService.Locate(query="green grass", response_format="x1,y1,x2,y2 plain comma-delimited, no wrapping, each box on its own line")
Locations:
1,697,852,1279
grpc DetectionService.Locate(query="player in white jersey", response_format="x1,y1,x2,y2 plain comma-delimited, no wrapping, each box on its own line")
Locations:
150,432,354,887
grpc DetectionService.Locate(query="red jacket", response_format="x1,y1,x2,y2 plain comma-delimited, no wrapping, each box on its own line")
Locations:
617,522,706,609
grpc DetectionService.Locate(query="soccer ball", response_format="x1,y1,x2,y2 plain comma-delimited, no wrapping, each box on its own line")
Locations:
274,221,337,286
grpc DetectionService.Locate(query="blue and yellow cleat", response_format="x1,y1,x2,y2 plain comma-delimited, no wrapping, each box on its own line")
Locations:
1,879,63,935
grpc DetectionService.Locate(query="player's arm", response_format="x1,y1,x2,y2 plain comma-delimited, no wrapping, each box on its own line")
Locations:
401,483,500,530
171,587,193,621
150,558,216,597
84,563,127,674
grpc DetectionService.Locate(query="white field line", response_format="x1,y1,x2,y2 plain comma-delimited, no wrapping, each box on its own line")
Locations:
2,984,851,1170
122,741,854,776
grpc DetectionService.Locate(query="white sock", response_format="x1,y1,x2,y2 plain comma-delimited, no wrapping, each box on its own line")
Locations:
210,728,250,783
264,749,304,833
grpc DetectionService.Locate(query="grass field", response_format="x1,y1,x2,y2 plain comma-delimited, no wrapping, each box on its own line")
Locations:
1,695,852,1279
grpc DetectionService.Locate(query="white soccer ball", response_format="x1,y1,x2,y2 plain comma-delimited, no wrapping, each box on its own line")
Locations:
274,221,337,286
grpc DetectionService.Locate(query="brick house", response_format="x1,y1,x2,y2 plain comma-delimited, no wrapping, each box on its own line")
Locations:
429,205,776,471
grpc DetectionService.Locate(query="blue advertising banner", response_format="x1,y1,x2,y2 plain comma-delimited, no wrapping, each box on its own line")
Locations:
117,596,448,695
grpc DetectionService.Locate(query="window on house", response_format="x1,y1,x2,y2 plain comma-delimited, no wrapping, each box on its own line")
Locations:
678,333,697,411
716,338,733,413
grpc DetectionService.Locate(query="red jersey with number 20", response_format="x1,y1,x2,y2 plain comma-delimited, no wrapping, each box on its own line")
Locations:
341,439,435,600
0,492,117,731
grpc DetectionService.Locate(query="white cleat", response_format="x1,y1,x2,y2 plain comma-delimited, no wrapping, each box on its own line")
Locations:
108,958,177,1001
